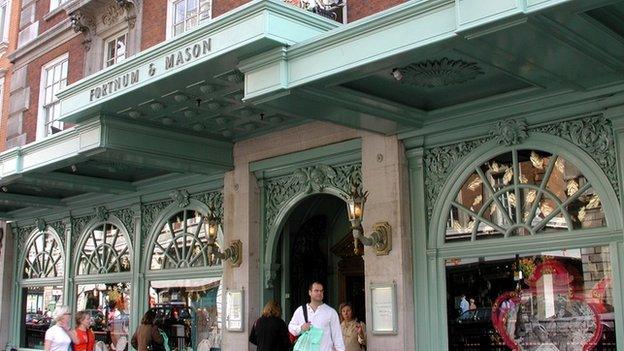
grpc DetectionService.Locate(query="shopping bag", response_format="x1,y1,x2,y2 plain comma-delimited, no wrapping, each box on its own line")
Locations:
293,326,323,351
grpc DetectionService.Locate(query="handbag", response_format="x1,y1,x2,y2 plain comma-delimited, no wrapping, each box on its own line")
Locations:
293,326,323,351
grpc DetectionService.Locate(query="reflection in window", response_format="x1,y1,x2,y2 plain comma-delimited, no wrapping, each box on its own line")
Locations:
78,223,130,275
446,150,606,242
171,0,211,37
149,277,222,350
76,283,131,351
446,247,615,350
23,231,64,279
104,32,128,67
21,286,63,349
150,210,221,270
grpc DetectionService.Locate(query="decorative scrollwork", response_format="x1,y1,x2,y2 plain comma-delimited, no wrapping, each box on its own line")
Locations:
424,115,619,226
94,206,109,222
69,10,96,51
170,189,190,208
110,206,138,243
394,58,484,88
491,119,528,146
264,162,361,239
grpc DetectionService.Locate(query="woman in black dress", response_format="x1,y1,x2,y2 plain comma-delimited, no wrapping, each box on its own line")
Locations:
249,300,291,351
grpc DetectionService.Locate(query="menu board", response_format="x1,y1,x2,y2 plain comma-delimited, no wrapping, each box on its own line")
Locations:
226,289,244,331
371,283,397,334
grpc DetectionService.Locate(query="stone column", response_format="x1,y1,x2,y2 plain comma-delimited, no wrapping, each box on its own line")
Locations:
0,223,15,351
221,163,261,350
361,133,414,351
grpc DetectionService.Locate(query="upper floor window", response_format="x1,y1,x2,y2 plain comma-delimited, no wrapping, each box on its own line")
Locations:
49,0,69,12
104,32,128,67
169,0,212,38
0,0,9,44
38,54,68,139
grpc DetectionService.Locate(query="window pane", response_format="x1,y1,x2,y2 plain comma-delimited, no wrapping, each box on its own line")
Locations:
78,223,131,275
76,283,131,350
149,277,222,350
151,210,221,270
23,231,64,279
174,1,186,24
21,286,63,349
445,150,606,242
446,247,615,350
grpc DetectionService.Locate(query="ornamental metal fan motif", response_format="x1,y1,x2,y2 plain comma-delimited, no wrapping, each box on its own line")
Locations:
446,150,605,242
150,210,221,270
394,58,484,88
23,231,64,279
77,223,130,275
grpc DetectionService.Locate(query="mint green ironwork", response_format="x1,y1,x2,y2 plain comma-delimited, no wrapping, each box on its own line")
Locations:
77,223,131,275
23,229,64,279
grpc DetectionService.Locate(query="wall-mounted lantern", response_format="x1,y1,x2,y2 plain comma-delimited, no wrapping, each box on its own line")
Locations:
346,182,392,255
204,210,242,267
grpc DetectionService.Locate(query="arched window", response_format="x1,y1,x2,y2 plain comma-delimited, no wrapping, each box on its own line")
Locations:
445,149,605,242
77,223,131,275
74,220,132,351
23,230,64,279
146,205,224,350
150,209,221,270
19,228,65,349
436,145,620,350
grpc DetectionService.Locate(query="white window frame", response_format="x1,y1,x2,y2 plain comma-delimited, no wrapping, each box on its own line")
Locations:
49,0,69,12
103,31,129,68
166,0,212,39
0,0,10,45
37,53,68,140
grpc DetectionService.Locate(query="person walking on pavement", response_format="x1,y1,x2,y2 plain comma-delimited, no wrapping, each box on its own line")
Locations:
249,300,290,351
288,281,345,351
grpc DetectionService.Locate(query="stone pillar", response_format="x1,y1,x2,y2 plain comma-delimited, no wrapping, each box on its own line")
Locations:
6,65,28,148
222,163,261,350
361,133,414,351
0,223,15,351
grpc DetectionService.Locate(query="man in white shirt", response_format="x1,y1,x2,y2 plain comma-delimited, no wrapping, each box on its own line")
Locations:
288,282,345,351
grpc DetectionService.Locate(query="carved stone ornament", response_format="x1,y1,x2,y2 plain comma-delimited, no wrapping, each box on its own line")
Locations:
264,162,361,240
94,206,109,222
114,0,141,29
170,189,190,208
491,119,529,146
35,218,47,232
424,115,619,226
69,10,96,51
102,3,126,27
394,58,484,88
264,264,280,289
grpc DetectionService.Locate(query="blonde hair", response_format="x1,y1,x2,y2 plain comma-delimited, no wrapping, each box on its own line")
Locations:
262,300,281,318
53,305,71,322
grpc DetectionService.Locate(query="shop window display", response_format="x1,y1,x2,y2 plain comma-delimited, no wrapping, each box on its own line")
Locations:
446,150,605,242
149,277,222,351
76,283,131,351
446,246,615,350
21,285,63,349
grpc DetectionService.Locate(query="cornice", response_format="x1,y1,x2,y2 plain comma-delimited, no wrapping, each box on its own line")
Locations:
58,0,338,97
8,18,76,67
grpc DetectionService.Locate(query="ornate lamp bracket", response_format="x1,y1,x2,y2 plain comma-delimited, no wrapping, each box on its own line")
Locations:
353,221,392,255
208,239,242,267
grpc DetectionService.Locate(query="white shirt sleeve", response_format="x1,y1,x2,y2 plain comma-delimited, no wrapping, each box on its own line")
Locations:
288,306,304,336
330,309,345,351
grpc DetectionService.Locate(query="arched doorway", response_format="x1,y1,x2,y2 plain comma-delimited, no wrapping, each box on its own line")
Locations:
273,194,365,322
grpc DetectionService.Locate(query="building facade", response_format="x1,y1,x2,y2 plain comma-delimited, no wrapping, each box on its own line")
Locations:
1,0,624,351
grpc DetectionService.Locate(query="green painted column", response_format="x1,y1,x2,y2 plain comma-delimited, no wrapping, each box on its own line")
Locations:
606,105,624,349
130,203,142,341
407,144,432,351
64,218,73,309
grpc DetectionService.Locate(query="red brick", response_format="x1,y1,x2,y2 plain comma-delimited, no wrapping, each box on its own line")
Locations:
347,0,404,22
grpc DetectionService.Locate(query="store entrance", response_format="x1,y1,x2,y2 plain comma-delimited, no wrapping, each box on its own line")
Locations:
274,194,365,323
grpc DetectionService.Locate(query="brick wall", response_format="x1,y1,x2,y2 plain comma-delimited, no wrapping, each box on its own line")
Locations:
23,35,84,144
347,0,405,22
212,0,250,18
37,0,66,34
141,0,167,51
